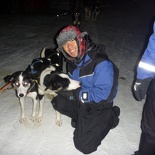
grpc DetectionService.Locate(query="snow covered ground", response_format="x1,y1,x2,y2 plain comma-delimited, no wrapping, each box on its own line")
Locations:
0,1,155,155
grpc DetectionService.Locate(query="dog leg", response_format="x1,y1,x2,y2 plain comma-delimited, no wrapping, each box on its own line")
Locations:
85,7,91,21
55,110,62,126
19,97,26,123
88,9,92,20
85,7,88,20
31,98,38,122
36,95,45,122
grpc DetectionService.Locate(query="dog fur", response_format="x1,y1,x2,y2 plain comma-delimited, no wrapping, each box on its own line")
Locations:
34,48,80,125
73,11,81,29
23,48,64,125
4,71,39,123
92,5,100,21
4,68,80,125
4,48,80,125
83,0,100,21
37,66,80,126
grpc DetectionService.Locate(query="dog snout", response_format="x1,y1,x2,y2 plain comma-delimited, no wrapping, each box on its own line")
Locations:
75,81,81,88
19,93,24,97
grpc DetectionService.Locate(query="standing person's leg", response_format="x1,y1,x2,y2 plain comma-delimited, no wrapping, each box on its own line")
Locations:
135,79,155,155
134,133,155,155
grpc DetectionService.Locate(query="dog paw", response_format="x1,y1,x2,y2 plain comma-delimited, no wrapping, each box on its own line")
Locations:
31,116,37,122
35,116,42,123
55,119,62,126
19,117,26,123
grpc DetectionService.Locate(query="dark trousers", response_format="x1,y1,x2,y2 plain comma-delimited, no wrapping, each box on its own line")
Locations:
52,95,119,154
135,134,155,155
135,79,155,155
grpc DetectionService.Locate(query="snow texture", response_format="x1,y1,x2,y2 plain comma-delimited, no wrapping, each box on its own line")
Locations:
0,1,155,155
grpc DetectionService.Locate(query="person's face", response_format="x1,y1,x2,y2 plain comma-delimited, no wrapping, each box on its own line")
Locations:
62,40,78,58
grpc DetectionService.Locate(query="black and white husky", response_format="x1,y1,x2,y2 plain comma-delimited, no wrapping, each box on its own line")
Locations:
38,66,80,126
4,71,39,123
4,68,80,125
4,48,80,125
32,48,80,125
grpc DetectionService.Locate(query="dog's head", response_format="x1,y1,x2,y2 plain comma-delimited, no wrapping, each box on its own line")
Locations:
74,12,80,19
4,71,34,98
43,71,80,92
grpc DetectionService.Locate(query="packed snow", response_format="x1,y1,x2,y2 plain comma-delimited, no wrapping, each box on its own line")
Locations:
0,1,154,154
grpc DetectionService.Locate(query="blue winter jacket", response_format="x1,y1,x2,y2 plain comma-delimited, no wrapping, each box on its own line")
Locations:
137,22,155,79
67,37,119,104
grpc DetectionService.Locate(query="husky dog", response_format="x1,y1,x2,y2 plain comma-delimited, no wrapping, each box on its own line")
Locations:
4,71,39,123
73,11,81,29
4,68,80,125
38,66,80,126
5,48,79,126
4,48,80,125
83,0,100,21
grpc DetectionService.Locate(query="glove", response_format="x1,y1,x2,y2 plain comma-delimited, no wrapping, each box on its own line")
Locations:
133,78,152,101
57,87,81,101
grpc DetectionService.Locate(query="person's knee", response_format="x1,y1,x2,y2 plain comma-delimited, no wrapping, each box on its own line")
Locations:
75,143,97,154
51,95,62,111
51,95,68,111
74,137,98,154
109,106,120,129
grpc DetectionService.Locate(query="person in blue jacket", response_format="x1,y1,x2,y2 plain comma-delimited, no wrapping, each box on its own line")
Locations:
52,25,120,154
133,21,155,155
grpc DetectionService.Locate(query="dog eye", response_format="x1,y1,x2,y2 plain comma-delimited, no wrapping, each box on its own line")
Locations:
14,82,20,87
23,81,29,87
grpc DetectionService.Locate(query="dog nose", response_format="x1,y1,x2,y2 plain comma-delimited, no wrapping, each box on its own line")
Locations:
19,94,24,97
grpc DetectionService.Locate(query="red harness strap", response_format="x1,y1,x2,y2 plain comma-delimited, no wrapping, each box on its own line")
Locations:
0,82,13,92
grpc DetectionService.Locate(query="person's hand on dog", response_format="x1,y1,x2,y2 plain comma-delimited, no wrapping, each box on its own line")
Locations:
57,87,81,101
133,78,152,101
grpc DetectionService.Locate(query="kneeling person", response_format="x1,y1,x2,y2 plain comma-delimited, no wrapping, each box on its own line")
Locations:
52,25,120,154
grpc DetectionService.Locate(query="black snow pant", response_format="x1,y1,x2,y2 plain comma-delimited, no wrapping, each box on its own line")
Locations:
52,94,120,154
135,79,155,155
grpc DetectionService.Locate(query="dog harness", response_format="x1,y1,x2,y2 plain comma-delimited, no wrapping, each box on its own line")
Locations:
30,58,43,74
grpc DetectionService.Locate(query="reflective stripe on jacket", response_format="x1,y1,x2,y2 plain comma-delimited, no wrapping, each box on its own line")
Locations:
137,22,155,79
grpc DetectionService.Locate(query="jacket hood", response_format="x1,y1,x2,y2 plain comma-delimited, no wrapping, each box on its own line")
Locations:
57,32,107,64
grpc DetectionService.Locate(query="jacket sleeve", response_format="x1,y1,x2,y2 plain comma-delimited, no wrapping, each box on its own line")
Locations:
79,60,118,103
137,22,155,79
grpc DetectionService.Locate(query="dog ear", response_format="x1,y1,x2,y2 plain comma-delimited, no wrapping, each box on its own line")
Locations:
43,72,60,90
3,75,14,83
50,73,70,90
3,71,22,83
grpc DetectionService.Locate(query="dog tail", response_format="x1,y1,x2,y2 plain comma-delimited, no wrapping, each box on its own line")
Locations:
40,48,46,58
